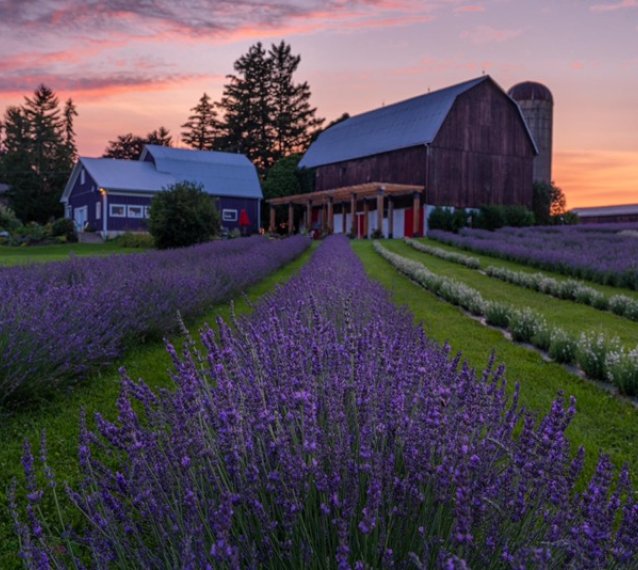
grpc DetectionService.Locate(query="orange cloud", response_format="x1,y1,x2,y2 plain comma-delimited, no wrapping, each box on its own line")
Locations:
554,150,638,208
590,0,638,12
454,5,486,13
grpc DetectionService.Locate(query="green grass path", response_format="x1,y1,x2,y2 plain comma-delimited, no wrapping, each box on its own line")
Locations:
0,242,147,266
386,240,638,348
0,243,317,568
352,240,638,478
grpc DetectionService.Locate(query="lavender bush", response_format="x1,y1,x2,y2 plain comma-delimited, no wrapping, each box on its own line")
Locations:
404,238,481,269
0,235,310,404
374,242,638,396
429,225,638,290
11,236,638,568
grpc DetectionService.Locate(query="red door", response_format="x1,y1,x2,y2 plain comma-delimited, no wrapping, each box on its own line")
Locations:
404,207,424,238
357,214,365,238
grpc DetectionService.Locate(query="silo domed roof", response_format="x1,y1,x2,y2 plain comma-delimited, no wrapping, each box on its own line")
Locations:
508,81,553,104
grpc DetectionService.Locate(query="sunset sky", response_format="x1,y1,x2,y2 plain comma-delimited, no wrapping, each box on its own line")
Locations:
0,0,636,208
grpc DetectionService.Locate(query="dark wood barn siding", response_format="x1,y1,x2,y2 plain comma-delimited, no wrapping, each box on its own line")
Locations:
579,214,638,224
314,146,427,192
427,80,535,208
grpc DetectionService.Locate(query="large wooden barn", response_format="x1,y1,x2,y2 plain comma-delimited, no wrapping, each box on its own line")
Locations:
268,75,537,238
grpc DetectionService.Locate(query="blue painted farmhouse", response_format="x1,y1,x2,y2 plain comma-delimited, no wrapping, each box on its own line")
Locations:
61,145,263,238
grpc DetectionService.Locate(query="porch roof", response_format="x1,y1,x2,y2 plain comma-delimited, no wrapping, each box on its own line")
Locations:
266,182,424,206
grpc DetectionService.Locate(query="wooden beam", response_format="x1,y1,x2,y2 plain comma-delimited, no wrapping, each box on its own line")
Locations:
363,199,369,239
341,202,347,234
412,192,420,237
327,198,334,233
350,193,356,236
388,197,394,238
376,188,384,237
269,204,276,233
306,200,312,232
288,202,294,235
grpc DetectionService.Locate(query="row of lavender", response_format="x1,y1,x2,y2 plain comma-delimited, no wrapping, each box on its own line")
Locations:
12,236,637,568
404,238,638,323
429,225,638,290
0,236,310,405
376,242,638,396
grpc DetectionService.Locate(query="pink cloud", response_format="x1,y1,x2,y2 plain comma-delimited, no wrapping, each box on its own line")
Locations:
454,5,485,13
590,0,638,12
460,25,522,45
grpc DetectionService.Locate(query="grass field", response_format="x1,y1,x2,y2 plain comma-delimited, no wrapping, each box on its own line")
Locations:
382,240,638,348
3,237,638,566
0,243,317,568
0,242,147,266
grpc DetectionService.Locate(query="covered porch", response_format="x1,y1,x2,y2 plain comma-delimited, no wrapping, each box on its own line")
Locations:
266,182,425,238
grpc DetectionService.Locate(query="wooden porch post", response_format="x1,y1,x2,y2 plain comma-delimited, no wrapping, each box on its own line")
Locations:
376,188,384,237
412,192,420,237
288,202,294,235
269,204,276,233
320,203,326,232
341,203,347,234
388,197,394,238
306,200,312,233
363,199,369,239
350,193,356,236
327,197,334,233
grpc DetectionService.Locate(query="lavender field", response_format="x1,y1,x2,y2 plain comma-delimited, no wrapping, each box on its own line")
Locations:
0,236,309,405
12,236,638,568
429,224,638,290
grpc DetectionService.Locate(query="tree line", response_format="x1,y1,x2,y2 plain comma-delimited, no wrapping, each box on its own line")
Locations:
0,41,325,223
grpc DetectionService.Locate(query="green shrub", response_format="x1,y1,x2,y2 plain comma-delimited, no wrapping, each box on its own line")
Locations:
485,301,512,328
606,348,638,396
531,323,553,351
114,232,154,248
474,205,534,230
576,332,621,381
428,207,454,232
51,218,78,242
509,308,544,343
503,206,535,227
149,182,220,249
548,330,577,364
0,204,22,232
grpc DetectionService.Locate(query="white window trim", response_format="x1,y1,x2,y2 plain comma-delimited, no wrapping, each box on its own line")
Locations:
222,208,238,222
109,204,126,218
127,205,145,219
144,206,151,219
96,201,101,220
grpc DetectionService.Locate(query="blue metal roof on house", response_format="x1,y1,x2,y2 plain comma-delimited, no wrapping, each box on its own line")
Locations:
142,146,262,199
299,76,532,169
62,146,262,203
80,158,176,192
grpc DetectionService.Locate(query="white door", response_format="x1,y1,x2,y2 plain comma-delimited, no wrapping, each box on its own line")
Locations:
73,206,88,230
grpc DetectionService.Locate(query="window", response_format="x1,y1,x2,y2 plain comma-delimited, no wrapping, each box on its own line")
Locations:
127,205,144,219
222,209,238,222
96,201,101,220
110,204,126,217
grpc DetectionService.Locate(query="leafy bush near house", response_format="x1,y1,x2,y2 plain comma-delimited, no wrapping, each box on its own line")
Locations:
113,232,154,248
149,181,221,249
474,205,535,231
50,218,78,242
0,204,22,233
428,207,468,233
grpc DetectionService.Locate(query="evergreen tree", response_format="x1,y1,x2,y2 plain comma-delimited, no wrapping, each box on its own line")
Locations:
269,41,324,159
0,85,75,222
181,93,220,150
218,42,274,174
103,127,172,160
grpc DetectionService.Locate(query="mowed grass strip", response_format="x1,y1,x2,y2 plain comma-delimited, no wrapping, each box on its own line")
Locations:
0,243,317,568
421,236,638,302
0,242,147,266
383,240,638,348
352,240,638,477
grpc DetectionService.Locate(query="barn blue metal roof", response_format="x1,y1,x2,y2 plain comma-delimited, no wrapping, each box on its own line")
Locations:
299,76,531,169
80,158,176,192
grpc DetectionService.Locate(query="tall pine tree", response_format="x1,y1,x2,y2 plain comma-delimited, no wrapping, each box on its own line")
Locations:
217,41,323,175
181,93,220,150
218,42,274,174
0,85,76,222
269,41,324,159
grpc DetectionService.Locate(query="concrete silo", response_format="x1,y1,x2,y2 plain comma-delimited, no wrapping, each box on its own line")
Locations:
508,81,553,184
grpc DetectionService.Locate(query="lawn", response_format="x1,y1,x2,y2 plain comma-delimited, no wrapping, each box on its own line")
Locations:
0,242,147,266
352,240,638,478
0,243,317,568
382,240,638,348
